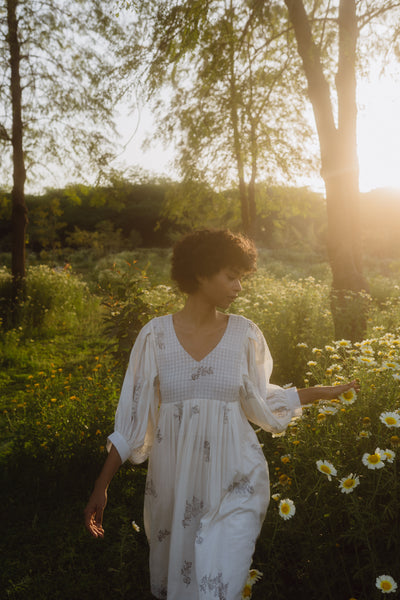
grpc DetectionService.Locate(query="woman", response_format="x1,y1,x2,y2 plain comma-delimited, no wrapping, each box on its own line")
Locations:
85,229,358,600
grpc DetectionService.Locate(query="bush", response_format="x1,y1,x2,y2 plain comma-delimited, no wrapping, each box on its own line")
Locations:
253,331,400,600
0,264,95,335
233,271,334,386
2,253,400,600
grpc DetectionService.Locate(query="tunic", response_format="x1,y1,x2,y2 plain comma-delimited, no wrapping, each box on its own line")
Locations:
107,313,302,600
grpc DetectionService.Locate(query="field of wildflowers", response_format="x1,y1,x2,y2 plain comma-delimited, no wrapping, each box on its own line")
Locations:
1,249,400,599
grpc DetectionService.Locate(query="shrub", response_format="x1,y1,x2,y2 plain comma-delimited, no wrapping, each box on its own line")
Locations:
253,330,400,600
0,264,95,335
233,271,334,386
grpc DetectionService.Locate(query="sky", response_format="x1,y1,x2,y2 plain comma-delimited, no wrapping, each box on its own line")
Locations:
114,67,400,195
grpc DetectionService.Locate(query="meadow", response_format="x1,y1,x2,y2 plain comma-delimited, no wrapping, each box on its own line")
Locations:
1,247,400,599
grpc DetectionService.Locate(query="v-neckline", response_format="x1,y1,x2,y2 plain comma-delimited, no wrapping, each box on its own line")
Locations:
170,313,231,364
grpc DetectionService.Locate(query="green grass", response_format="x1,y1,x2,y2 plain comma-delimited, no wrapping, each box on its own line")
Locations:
1,250,400,599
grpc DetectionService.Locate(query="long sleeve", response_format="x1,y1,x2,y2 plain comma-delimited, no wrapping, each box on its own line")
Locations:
240,321,302,433
107,320,159,464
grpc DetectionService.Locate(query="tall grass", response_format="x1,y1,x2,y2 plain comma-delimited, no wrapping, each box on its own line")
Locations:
1,252,400,599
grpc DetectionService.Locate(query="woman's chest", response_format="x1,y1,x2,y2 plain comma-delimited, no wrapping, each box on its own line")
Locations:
153,321,244,403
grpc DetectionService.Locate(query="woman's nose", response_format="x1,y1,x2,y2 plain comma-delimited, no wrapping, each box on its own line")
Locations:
233,279,242,292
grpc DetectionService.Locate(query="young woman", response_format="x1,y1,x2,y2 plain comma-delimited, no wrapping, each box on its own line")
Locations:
85,229,358,600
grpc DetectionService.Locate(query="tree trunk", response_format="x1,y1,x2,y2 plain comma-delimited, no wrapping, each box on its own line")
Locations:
285,0,368,340
7,0,27,312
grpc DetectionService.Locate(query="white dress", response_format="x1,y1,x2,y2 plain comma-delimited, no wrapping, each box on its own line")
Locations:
107,314,301,600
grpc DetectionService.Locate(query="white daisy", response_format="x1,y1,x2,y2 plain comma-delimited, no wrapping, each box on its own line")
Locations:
380,412,400,428
338,473,360,494
278,498,296,520
382,360,400,371
319,405,339,416
316,460,337,481
376,574,398,594
131,520,140,532
357,430,372,439
336,339,351,347
247,569,263,584
338,387,357,405
383,448,396,463
357,356,377,366
362,448,385,470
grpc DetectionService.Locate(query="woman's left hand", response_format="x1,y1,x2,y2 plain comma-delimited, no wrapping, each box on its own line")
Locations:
298,379,360,405
321,379,360,401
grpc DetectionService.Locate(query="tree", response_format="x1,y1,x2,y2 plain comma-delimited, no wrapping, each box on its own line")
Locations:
0,0,126,312
123,0,400,338
124,0,317,236
283,0,400,339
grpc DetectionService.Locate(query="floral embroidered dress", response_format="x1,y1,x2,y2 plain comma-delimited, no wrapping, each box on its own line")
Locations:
107,314,301,600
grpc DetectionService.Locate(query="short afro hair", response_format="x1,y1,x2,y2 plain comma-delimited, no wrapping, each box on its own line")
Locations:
171,229,257,294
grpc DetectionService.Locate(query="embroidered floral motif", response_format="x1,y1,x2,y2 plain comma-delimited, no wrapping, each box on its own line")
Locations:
131,381,143,421
174,401,183,425
191,404,200,417
154,329,165,350
157,528,171,542
182,496,204,528
203,440,210,462
153,581,167,599
156,428,163,443
223,403,230,424
199,572,228,600
145,478,157,498
228,476,254,496
181,560,192,587
195,522,204,545
191,366,214,381
251,442,265,458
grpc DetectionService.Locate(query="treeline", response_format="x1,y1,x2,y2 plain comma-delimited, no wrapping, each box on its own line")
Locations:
0,181,399,259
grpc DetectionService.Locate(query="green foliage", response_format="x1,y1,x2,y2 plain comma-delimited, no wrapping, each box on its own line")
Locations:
0,0,129,188
255,185,327,250
95,254,183,360
254,332,400,600
65,221,127,257
0,264,94,335
161,179,240,231
133,0,317,232
233,270,334,386
2,250,400,599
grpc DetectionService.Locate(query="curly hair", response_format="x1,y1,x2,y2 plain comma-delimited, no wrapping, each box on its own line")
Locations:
171,229,257,294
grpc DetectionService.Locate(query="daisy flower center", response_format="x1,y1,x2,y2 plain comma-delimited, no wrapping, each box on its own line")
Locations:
368,454,380,464
343,478,355,488
320,465,332,474
381,581,392,591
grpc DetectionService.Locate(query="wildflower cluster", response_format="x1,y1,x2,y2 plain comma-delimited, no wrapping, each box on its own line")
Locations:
261,330,400,600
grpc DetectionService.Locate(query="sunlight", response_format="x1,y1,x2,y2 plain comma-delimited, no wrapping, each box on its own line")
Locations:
357,69,400,192
116,70,400,195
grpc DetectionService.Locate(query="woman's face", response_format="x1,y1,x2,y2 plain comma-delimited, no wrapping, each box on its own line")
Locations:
197,266,244,309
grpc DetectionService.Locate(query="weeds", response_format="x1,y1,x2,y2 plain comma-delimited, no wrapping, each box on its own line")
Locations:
1,252,400,599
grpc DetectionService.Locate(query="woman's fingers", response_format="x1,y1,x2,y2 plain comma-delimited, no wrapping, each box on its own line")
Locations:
84,502,105,538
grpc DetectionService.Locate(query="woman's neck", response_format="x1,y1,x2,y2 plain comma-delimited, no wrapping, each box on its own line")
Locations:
175,295,224,329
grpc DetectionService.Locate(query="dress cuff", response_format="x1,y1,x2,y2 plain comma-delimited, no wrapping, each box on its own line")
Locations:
286,387,302,418
107,431,131,463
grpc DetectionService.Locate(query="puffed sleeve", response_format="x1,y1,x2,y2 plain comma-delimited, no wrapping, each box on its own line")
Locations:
107,320,159,464
241,321,302,433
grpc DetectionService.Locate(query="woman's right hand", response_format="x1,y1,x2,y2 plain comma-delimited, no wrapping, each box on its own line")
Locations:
84,485,108,538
